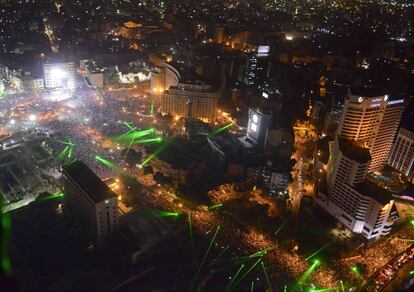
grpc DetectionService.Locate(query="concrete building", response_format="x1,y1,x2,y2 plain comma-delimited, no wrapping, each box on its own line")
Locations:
63,160,118,243
243,51,271,86
316,136,398,240
150,62,180,94
84,61,104,88
337,88,404,172
388,127,414,181
160,82,217,123
246,108,273,145
43,62,76,90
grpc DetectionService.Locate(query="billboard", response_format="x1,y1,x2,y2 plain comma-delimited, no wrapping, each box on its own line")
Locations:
257,45,270,56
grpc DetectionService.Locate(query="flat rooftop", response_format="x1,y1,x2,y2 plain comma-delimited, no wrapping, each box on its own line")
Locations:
338,136,371,164
63,160,117,203
349,87,386,98
355,180,393,205
119,208,172,251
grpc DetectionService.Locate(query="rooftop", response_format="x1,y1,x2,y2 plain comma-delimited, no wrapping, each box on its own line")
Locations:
337,136,371,164
348,87,386,98
63,160,117,204
355,180,393,205
118,208,172,251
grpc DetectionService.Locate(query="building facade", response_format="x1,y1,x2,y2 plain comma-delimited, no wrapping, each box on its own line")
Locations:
63,160,118,243
336,88,404,172
160,83,217,123
388,127,414,181
316,136,398,240
43,62,76,90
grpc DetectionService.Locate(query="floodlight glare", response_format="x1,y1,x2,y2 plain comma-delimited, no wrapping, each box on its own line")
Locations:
28,114,36,122
50,68,67,80
9,119,16,125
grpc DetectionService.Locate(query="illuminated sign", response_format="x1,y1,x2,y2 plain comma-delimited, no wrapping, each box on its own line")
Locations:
387,99,404,106
370,103,381,108
372,98,383,102
262,92,269,99
358,97,363,103
247,109,262,141
252,114,259,123
257,46,270,54
250,123,257,132
384,94,389,101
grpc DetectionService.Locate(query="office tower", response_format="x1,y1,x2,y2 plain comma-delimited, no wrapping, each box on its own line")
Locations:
243,46,271,86
316,136,398,240
63,161,118,243
337,88,404,172
160,83,218,123
246,108,273,145
388,127,414,181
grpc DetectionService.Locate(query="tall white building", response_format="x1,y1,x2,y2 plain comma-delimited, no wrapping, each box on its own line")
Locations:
63,160,118,243
43,62,76,90
388,127,414,181
337,88,404,172
316,136,398,240
315,88,405,241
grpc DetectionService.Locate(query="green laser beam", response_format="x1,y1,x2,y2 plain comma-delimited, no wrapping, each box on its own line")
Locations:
284,285,287,292
36,192,64,203
229,258,262,291
55,145,69,161
298,259,320,283
116,129,154,143
305,240,334,261
351,265,362,278
209,122,234,137
151,210,179,217
274,218,290,236
250,281,254,292
210,245,230,266
209,203,223,210
0,209,12,277
132,137,162,144
150,99,155,114
340,280,345,292
188,211,194,253
224,264,245,291
191,226,220,290
123,121,135,131
261,261,273,292
139,143,166,168
95,155,120,170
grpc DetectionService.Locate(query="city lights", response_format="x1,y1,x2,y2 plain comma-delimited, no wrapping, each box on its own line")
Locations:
1,1,413,291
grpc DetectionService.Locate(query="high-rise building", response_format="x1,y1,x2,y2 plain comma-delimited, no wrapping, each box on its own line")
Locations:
160,82,217,123
316,136,398,240
43,62,76,90
243,46,271,85
337,88,404,172
63,160,118,244
246,108,273,145
388,127,414,181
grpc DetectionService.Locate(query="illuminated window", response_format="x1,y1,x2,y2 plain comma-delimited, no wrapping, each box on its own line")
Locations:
251,123,257,132
252,114,259,123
